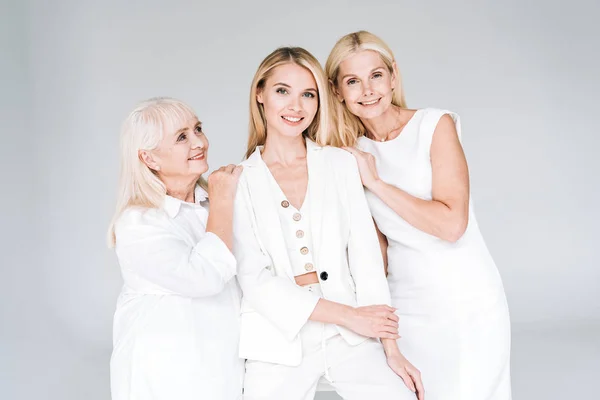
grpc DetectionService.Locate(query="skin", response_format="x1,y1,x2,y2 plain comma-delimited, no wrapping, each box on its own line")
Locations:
333,49,475,399
139,116,242,249
257,62,423,396
335,49,469,245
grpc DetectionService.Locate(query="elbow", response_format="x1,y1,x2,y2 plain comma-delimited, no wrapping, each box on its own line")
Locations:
442,217,468,243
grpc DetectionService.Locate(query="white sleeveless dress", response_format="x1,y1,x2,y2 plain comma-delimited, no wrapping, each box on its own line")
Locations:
358,108,512,400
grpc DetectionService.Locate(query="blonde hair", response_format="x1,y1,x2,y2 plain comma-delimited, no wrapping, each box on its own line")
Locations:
107,97,206,247
324,30,407,147
246,47,332,158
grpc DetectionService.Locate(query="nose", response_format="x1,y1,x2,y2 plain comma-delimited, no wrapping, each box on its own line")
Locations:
362,80,374,97
190,132,205,149
287,94,302,112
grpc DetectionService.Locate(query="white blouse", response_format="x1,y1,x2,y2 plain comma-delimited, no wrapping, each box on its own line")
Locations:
264,163,316,277
110,185,243,400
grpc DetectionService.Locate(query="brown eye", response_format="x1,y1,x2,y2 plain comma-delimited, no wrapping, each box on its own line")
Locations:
177,133,187,142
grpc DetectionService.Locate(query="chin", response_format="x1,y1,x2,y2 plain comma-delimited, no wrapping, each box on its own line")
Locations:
190,164,209,176
280,125,307,138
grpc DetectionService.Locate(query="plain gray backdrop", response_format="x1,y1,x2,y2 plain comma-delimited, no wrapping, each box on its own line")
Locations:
2,0,599,399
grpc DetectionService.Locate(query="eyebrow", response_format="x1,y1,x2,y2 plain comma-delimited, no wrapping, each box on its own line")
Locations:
274,82,318,92
174,121,201,136
341,67,385,81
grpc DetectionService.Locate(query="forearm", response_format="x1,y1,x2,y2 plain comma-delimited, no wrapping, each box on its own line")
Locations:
309,298,355,326
206,199,234,250
381,337,402,357
369,179,467,242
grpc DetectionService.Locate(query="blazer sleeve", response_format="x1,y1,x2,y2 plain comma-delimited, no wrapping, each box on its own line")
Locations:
115,209,237,297
232,177,320,341
344,155,393,306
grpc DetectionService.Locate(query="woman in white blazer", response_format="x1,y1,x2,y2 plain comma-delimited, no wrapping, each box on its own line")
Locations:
107,97,244,400
232,47,424,400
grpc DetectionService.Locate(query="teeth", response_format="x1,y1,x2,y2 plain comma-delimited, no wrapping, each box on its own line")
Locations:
283,116,301,122
189,154,204,160
362,99,379,105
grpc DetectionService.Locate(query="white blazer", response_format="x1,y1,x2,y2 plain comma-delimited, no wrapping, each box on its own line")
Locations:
232,139,392,367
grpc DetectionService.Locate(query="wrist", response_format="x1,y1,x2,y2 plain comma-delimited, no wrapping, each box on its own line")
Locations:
381,338,402,357
366,178,385,193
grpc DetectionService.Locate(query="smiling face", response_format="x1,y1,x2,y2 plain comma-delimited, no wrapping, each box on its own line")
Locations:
335,50,396,120
257,62,319,140
139,116,209,183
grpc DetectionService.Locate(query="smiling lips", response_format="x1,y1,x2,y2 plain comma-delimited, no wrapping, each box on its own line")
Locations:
188,152,205,161
359,98,381,106
281,115,304,126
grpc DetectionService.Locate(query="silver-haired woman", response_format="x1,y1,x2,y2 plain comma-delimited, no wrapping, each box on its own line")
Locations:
107,97,244,400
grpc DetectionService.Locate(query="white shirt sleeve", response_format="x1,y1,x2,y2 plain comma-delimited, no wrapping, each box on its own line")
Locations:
344,154,393,307
115,209,237,297
232,179,320,341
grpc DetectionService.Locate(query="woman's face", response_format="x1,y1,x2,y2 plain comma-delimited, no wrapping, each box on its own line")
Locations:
142,116,210,182
257,63,319,139
335,50,396,120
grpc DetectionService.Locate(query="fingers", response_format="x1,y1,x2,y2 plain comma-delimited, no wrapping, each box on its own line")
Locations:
232,165,243,177
379,332,400,340
370,304,397,313
383,319,399,331
397,368,417,393
407,367,424,399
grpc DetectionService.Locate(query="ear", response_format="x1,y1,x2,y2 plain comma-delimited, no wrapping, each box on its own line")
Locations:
329,79,344,103
391,61,399,88
256,88,264,104
138,150,160,171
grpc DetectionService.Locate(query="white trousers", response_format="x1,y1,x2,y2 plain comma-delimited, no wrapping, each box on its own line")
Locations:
243,284,416,400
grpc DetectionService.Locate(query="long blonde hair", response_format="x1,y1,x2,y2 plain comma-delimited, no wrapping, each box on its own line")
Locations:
107,97,206,247
324,30,407,147
245,47,332,158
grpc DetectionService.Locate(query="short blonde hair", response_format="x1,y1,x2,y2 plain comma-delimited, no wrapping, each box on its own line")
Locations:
324,30,407,147
246,47,332,158
107,97,206,247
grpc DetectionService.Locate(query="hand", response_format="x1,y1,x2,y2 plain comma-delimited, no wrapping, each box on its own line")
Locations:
342,147,380,189
387,352,424,400
207,164,243,202
343,305,400,339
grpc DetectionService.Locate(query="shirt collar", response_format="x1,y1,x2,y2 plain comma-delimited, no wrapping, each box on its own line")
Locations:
163,184,208,218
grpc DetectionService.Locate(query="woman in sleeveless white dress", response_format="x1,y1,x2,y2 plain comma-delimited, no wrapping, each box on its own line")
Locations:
323,31,512,400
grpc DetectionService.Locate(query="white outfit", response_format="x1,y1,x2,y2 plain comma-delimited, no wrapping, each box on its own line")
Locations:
232,140,415,400
111,185,244,400
358,108,512,400
243,285,414,400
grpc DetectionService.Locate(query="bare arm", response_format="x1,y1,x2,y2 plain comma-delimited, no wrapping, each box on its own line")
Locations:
346,114,470,242
309,299,399,340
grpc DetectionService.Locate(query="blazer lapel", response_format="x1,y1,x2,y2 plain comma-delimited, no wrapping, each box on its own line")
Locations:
243,149,295,280
306,140,325,267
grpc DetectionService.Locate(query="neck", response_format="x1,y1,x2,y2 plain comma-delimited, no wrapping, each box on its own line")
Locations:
164,177,198,203
361,104,402,141
262,132,307,167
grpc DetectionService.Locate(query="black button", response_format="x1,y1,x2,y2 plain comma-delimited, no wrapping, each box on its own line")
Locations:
320,271,328,281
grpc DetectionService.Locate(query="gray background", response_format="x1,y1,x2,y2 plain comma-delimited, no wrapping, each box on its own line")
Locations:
2,0,599,399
